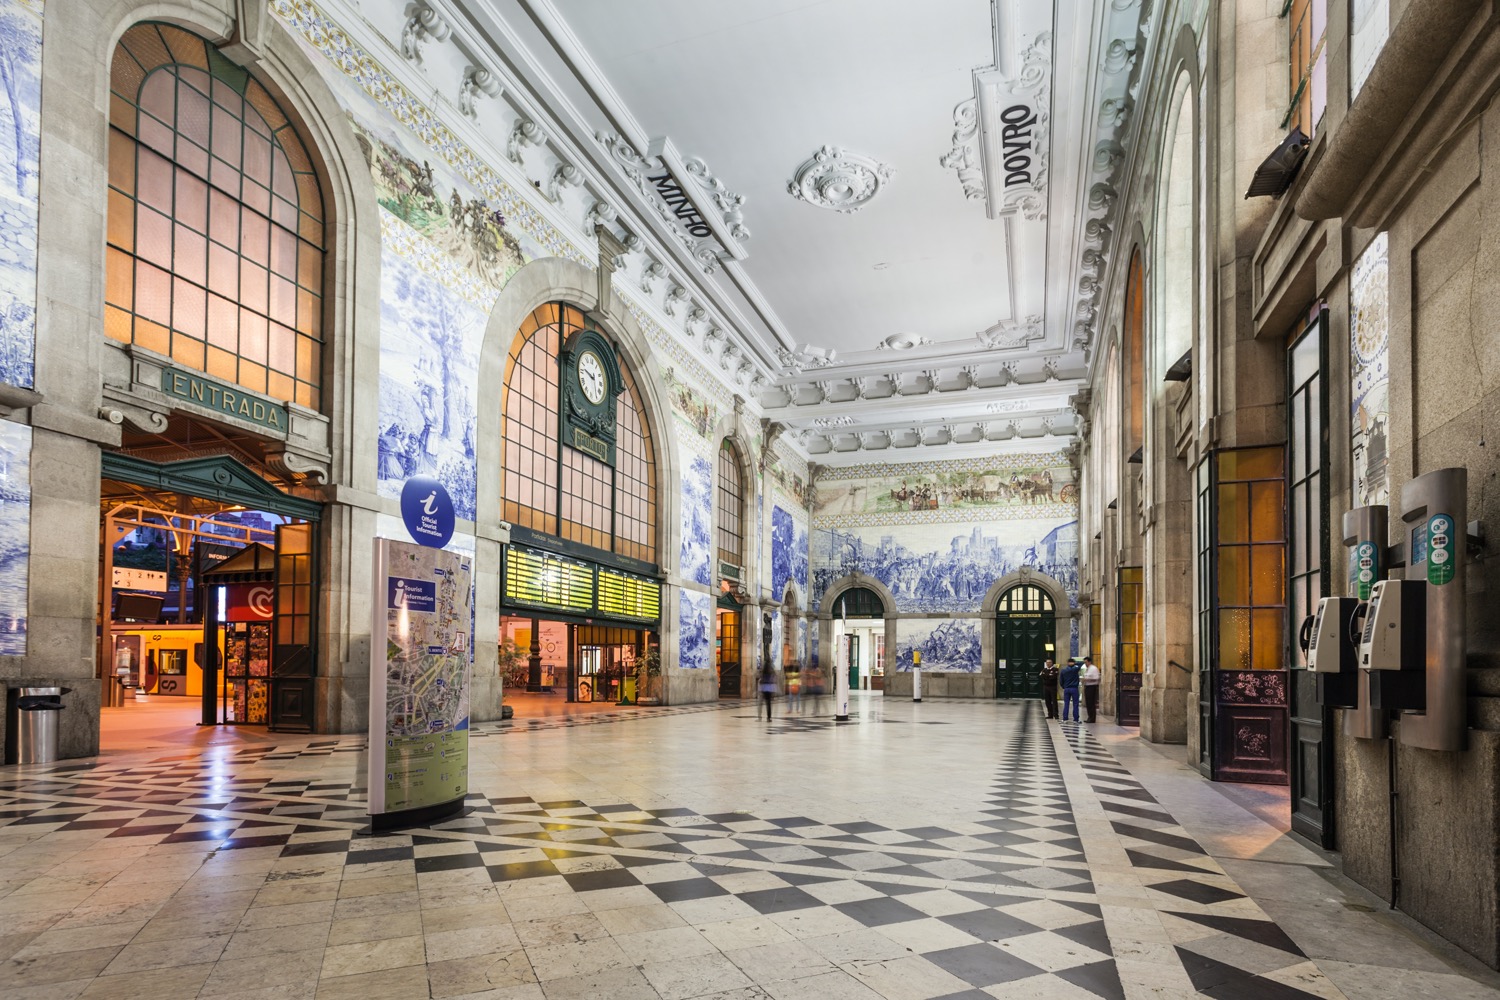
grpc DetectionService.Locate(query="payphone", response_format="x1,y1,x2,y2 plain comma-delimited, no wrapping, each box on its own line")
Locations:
1341,505,1389,739
1396,468,1469,752
1306,596,1360,708
1359,579,1426,712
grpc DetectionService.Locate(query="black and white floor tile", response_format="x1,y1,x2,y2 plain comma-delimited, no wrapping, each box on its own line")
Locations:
0,698,1493,998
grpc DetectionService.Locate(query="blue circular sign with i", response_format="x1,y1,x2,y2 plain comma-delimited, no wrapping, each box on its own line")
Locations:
400,477,455,549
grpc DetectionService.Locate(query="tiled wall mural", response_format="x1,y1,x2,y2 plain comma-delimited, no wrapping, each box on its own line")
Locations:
0,421,30,654
678,590,711,670
661,367,717,440
812,453,1080,676
0,0,42,389
376,244,487,520
1351,232,1390,507
815,456,1074,521
895,619,981,673
812,518,1079,613
680,454,713,587
770,504,809,603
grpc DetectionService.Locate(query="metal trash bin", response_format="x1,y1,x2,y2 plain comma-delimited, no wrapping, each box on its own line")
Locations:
12,687,69,764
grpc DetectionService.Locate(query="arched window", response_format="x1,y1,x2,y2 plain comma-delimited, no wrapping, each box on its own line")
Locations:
997,585,1054,614
832,587,884,619
105,24,325,408
716,439,744,568
1157,74,1195,372
501,303,657,563
1124,248,1145,459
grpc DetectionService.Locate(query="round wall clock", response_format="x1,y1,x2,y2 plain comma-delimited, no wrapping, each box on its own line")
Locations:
578,350,607,404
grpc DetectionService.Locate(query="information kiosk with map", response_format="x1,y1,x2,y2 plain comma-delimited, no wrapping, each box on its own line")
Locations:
368,537,473,827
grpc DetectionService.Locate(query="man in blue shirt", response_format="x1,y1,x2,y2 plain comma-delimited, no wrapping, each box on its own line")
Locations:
1059,659,1082,723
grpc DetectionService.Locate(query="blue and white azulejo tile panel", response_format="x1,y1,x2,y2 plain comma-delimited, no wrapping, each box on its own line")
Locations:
678,589,711,670
0,421,30,654
375,241,487,521
0,0,43,389
679,454,713,587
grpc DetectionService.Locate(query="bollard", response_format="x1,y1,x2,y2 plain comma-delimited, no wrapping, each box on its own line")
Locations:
912,649,922,703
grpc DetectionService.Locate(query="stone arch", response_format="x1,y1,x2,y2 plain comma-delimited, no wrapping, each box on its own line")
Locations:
34,0,383,733
475,258,678,572
980,570,1073,669
50,0,384,488
817,574,898,680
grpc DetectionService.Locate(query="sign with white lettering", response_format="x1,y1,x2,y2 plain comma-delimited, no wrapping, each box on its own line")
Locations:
400,477,456,550
160,368,288,433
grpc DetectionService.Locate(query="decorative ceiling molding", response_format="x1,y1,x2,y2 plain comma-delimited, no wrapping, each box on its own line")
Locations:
457,66,502,118
941,30,1053,221
787,145,895,213
876,333,933,351
776,344,838,374
399,3,450,62
594,131,750,273
975,314,1043,349
1067,0,1155,366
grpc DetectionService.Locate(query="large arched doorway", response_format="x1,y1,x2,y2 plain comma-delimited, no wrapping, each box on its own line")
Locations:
994,585,1056,699
496,302,662,706
97,22,331,737
831,587,885,692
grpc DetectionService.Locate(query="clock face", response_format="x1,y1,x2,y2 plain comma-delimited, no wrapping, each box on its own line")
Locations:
578,351,607,405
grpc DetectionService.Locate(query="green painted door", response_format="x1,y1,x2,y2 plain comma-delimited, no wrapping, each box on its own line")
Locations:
846,635,860,690
995,611,1054,699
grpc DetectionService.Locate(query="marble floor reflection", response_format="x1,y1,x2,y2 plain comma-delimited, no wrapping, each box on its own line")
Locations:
2,694,1497,999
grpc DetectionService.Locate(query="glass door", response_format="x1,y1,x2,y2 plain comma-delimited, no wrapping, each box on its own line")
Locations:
1288,310,1332,841
1117,568,1143,725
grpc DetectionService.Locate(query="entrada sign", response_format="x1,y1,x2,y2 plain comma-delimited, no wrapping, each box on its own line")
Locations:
160,368,287,433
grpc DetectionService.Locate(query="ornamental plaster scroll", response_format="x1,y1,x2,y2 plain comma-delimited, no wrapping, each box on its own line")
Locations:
399,4,449,62
546,163,583,203
776,344,837,374
941,31,1052,221
457,67,502,118
640,259,666,294
787,145,895,213
594,131,750,273
506,118,544,163
975,314,1043,350
876,333,933,351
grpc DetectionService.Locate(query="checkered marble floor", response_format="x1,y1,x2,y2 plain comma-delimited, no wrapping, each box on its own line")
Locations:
0,697,1495,999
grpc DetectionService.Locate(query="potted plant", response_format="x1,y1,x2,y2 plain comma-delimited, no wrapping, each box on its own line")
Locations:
636,646,663,706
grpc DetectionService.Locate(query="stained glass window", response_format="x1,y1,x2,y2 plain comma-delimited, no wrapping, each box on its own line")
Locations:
106,24,324,409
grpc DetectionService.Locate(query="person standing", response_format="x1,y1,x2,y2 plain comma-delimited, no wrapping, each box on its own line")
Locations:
1082,655,1101,723
758,661,777,722
1059,658,1082,723
1040,658,1060,719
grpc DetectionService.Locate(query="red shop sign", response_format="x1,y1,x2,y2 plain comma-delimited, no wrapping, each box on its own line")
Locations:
224,584,274,622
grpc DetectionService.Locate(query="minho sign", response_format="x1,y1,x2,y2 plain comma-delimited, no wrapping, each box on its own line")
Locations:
160,368,288,433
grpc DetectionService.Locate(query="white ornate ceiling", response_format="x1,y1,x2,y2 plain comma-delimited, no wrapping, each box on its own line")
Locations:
338,0,1156,464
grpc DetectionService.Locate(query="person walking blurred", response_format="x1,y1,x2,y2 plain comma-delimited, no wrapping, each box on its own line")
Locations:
758,661,777,722
1059,658,1081,723
804,661,826,715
